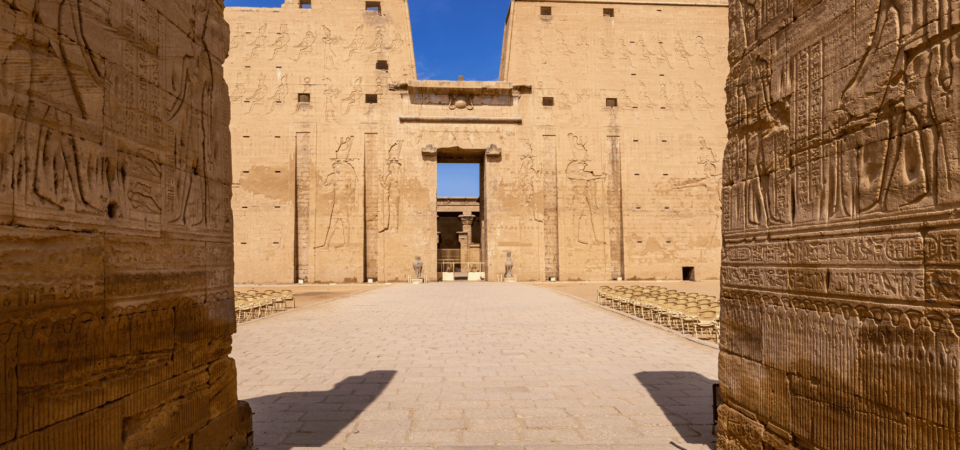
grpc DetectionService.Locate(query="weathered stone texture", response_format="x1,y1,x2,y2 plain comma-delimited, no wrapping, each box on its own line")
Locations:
720,0,960,446
227,0,728,283
0,0,251,448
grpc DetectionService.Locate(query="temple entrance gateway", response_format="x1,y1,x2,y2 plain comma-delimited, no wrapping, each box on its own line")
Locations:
437,196,484,280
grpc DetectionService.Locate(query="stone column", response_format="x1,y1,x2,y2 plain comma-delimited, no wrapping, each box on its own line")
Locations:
0,0,252,447
459,214,475,271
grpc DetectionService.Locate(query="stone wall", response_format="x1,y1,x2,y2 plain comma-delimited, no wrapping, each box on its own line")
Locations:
502,0,728,282
226,0,422,284
719,0,960,447
0,0,251,448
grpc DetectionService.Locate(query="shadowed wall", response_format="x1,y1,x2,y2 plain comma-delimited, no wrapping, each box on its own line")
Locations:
0,0,252,447
720,0,960,446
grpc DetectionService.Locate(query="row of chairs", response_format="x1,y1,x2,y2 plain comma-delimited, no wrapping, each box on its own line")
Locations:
597,285,720,342
236,290,296,323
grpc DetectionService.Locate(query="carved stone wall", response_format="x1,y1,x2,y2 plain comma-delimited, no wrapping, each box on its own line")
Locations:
226,0,422,284
501,0,728,281
0,0,251,448
719,0,960,446
227,0,728,283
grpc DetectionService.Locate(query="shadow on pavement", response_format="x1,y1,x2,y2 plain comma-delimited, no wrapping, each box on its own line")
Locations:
635,371,718,448
246,370,396,449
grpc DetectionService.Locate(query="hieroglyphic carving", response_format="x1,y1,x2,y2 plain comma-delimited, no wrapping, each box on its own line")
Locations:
295,29,318,62
244,73,268,113
598,39,616,67
270,24,290,60
557,31,579,68
342,25,364,63
265,76,288,114
317,139,358,249
0,0,250,446
658,81,677,118
566,134,605,245
341,77,363,115
635,35,658,69
655,35,673,68
518,139,542,223
721,0,960,445
379,141,403,232
383,33,405,55
229,72,246,102
673,33,693,68
368,26,384,52
695,36,713,68
248,24,268,59
617,39,635,68
323,77,340,123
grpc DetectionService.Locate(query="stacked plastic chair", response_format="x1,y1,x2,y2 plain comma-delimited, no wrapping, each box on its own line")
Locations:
234,289,297,323
593,284,720,342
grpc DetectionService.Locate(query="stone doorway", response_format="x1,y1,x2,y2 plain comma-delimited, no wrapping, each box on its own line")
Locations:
436,153,486,281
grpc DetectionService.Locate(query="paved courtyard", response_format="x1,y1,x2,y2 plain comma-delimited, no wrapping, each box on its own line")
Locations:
233,283,720,449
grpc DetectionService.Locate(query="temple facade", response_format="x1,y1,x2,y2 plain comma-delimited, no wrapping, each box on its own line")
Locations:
225,0,729,283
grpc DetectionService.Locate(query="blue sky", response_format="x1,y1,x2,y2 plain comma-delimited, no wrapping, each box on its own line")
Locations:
224,0,505,196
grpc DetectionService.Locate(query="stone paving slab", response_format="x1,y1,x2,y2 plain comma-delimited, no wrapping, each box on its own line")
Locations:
233,283,719,449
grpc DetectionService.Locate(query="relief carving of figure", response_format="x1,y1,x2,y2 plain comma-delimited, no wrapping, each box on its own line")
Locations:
692,81,715,119
576,30,590,73
384,34,405,55
317,160,358,248
269,24,290,60
557,31,579,67
265,76,288,114
342,25,365,63
341,77,363,115
832,0,957,211
165,0,219,228
230,24,244,50
335,136,354,160
617,39,636,68
244,74,268,113
658,81,677,118
323,78,340,123
656,36,673,68
565,158,606,245
635,35,658,69
294,30,317,62
368,26,384,52
676,81,694,118
247,24,268,59
379,140,404,232
229,72,245,102
697,137,721,177
518,139,542,223
695,36,714,68
636,82,659,118
674,32,694,68
598,39,616,67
